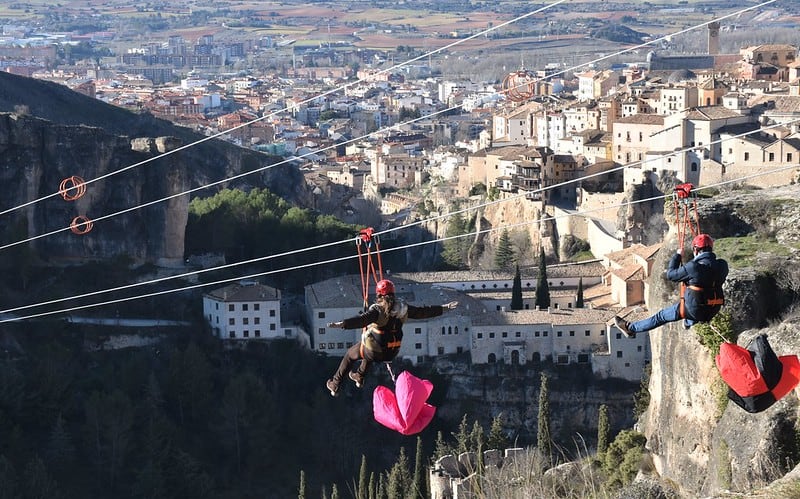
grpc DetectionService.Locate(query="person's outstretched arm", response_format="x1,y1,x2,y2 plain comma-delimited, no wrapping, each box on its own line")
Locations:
407,301,458,319
328,306,380,329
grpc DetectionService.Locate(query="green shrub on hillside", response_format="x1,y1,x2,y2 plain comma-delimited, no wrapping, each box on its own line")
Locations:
694,310,735,357
602,430,647,489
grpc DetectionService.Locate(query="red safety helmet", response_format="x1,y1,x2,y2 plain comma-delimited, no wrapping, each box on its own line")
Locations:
692,233,714,251
375,279,395,296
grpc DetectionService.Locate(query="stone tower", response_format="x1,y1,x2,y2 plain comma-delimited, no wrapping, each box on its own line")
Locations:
708,22,720,55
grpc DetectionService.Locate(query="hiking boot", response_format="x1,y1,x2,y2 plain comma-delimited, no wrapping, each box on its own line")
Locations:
326,379,339,397
614,316,636,339
349,371,364,388
683,320,692,330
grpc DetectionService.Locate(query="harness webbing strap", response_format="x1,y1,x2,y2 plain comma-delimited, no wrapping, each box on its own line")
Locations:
674,183,700,254
356,228,384,310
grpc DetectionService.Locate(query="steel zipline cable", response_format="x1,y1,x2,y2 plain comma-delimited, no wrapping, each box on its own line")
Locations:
0,0,790,320
2,147,797,324
0,0,778,251
0,0,568,219
1,117,794,317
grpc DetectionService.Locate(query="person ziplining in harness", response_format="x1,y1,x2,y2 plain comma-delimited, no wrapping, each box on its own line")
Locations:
614,233,729,338
325,279,458,396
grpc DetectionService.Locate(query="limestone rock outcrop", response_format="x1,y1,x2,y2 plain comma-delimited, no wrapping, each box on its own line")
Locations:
637,184,800,497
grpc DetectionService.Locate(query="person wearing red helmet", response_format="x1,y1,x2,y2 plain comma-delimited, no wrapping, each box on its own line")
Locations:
614,233,729,338
325,279,458,396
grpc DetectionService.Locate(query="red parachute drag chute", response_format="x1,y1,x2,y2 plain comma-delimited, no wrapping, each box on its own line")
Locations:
373,370,436,435
716,335,800,413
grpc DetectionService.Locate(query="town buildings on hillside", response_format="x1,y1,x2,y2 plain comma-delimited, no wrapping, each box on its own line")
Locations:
4,20,799,380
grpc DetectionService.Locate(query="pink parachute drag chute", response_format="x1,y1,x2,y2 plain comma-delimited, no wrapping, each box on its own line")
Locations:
373,371,436,435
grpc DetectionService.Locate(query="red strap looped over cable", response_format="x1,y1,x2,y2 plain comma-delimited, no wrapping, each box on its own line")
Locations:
673,183,700,255
356,228,383,310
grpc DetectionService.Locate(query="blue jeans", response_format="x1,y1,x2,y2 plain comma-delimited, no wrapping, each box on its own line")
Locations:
628,303,695,333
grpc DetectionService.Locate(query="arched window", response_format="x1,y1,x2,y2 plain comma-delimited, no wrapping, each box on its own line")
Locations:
488,353,497,363
511,350,520,365
532,352,541,362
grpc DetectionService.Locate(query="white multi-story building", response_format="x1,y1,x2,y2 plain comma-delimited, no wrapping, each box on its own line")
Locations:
302,263,648,381
203,281,290,341
304,275,468,364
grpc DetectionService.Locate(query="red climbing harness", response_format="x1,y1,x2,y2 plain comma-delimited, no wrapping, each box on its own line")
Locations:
354,228,396,383
355,227,384,310
673,183,700,254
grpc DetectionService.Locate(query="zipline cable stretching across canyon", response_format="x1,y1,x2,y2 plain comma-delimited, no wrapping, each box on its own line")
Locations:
0,0,778,252
2,158,798,324
0,117,796,318
0,1,569,219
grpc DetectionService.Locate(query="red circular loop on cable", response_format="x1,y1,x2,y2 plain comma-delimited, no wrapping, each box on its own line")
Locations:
70,215,93,235
502,71,536,102
59,176,86,201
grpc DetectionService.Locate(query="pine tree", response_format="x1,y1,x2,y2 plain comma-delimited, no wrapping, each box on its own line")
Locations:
510,264,523,310
441,211,469,269
535,246,551,309
494,229,515,270
297,470,306,499
487,414,509,451
331,483,340,499
597,404,610,458
357,456,368,499
412,437,426,499
576,277,584,308
537,373,552,466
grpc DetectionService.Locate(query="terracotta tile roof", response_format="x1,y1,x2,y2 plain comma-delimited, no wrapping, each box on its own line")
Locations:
610,264,644,281
615,114,665,125
684,106,743,120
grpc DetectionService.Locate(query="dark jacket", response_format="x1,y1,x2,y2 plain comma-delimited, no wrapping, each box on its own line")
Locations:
667,250,729,321
341,299,444,361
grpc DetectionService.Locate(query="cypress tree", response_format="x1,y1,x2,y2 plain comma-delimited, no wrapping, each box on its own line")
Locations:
510,264,523,310
357,456,368,499
576,277,584,308
434,431,449,460
454,414,470,455
469,420,485,454
297,470,306,499
368,472,376,499
597,404,610,457
535,246,551,309
494,229,515,270
387,448,411,499
537,373,552,466
331,483,340,499
412,437,426,499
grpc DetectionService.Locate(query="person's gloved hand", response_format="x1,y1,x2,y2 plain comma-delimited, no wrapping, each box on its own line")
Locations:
327,321,344,328
443,301,458,310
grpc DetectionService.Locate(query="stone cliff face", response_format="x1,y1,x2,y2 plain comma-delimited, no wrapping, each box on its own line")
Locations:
428,357,639,447
0,112,303,265
637,184,800,497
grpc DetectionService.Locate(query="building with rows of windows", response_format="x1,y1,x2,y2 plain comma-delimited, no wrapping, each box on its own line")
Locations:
203,281,298,341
